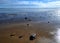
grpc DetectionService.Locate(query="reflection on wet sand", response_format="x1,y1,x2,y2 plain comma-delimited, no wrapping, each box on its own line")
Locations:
54,28,60,43
0,22,60,43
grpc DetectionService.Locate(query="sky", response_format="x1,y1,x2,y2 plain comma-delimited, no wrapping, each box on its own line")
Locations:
0,0,60,8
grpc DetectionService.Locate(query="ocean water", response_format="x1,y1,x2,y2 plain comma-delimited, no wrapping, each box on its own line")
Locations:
0,8,60,24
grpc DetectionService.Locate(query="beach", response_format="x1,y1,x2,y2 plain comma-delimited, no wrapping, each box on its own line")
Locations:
0,22,59,43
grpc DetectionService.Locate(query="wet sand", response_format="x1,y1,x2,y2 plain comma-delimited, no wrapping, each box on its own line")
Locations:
0,22,59,43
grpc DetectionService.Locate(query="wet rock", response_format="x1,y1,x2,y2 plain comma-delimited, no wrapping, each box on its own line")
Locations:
25,17,28,20
48,21,50,23
10,34,15,37
19,36,23,39
29,34,36,40
27,24,29,26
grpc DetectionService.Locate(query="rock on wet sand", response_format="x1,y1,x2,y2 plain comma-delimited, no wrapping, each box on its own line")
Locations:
29,34,36,40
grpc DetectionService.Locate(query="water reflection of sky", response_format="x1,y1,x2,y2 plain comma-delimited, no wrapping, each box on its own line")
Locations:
0,9,60,24
54,28,60,43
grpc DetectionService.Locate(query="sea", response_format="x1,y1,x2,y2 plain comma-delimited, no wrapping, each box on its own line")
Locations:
0,8,60,24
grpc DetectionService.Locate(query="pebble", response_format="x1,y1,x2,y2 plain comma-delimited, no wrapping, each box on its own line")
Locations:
25,17,28,20
48,21,50,23
10,34,15,37
19,36,23,39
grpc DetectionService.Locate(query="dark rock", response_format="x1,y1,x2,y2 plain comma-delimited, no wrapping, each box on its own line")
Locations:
48,21,50,23
10,34,15,37
19,36,23,38
27,24,29,26
29,34,36,40
25,17,28,20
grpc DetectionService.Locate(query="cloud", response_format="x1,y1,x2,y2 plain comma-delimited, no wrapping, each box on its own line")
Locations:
0,0,18,4
0,0,60,8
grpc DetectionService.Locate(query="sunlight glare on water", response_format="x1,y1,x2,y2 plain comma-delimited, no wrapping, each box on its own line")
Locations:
55,28,60,43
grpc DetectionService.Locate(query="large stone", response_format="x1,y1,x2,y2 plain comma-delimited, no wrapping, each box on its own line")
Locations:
29,34,36,40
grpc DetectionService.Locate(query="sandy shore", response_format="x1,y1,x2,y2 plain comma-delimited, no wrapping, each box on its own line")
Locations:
0,22,58,43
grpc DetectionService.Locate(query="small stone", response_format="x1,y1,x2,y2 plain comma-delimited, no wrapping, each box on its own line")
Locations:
25,17,28,20
19,36,23,38
48,21,50,23
10,34,15,37
27,24,29,26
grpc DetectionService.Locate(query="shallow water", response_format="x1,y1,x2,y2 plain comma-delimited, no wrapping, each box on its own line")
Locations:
0,8,60,24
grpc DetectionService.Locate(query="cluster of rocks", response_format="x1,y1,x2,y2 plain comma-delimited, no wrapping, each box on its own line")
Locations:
10,33,36,41
24,17,32,21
